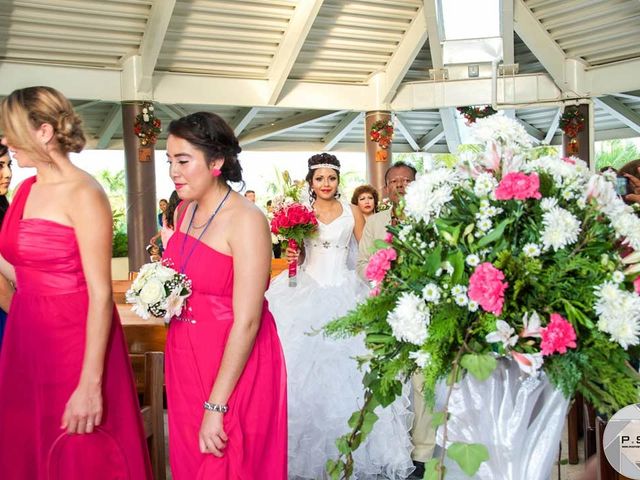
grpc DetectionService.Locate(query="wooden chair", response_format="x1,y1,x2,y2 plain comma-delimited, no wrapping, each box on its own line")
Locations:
583,400,597,461
130,351,166,480
124,324,167,353
112,279,133,304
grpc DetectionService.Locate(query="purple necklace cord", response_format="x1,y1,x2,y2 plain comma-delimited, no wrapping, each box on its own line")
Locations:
179,186,232,274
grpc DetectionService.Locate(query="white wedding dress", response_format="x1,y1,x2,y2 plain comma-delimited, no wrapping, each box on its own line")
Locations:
266,202,414,480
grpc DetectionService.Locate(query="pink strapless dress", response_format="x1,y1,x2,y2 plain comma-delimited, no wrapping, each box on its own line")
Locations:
0,176,152,480
163,205,287,479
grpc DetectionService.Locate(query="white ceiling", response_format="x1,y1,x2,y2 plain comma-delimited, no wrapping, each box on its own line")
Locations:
0,0,639,152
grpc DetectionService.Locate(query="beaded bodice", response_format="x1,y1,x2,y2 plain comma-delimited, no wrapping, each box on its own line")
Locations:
302,202,354,287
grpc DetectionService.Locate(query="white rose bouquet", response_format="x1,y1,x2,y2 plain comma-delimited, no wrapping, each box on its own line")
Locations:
126,261,192,323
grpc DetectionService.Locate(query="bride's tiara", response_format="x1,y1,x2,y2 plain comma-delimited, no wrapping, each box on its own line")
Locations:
309,163,340,171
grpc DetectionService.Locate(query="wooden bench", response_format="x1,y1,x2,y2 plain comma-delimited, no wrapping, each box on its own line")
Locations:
130,351,166,480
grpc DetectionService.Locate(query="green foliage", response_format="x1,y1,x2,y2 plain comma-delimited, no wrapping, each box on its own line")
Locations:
460,354,497,381
446,442,489,476
595,139,640,172
96,169,128,257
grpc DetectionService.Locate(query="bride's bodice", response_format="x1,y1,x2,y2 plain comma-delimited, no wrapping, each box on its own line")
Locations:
302,202,354,287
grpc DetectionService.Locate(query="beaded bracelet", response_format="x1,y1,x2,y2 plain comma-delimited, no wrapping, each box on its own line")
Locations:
203,401,228,413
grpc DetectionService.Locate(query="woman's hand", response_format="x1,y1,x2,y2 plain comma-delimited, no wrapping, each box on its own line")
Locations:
61,382,103,434
199,411,228,457
624,171,640,203
285,246,299,264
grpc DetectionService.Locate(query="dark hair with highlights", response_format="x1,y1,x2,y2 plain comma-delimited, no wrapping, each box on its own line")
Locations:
168,112,243,183
351,184,379,213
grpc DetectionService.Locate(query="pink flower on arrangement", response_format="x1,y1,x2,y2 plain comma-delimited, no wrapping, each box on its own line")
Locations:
468,263,509,316
562,156,576,165
540,313,577,356
384,232,394,244
494,172,542,201
365,247,397,285
634,277,640,294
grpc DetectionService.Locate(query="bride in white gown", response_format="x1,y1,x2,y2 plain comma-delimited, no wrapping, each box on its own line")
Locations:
266,153,414,480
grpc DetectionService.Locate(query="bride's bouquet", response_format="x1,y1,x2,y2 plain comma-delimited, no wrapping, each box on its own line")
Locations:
126,261,192,323
270,202,318,287
325,115,640,479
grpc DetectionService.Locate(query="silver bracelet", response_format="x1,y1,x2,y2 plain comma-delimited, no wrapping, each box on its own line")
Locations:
203,401,228,413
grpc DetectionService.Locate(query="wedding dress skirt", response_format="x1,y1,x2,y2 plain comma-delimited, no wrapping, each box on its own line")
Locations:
268,265,414,479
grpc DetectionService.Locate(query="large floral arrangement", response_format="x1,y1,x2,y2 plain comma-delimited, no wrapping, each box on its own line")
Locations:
126,261,191,323
134,102,162,146
369,119,394,149
559,106,585,138
325,115,640,479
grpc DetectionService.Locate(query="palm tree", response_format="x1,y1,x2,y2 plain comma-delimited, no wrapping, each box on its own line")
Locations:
595,139,640,171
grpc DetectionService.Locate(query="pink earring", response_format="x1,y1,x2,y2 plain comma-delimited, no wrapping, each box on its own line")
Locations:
211,168,221,177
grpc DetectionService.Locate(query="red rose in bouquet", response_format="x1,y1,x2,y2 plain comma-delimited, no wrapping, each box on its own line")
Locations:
270,202,318,286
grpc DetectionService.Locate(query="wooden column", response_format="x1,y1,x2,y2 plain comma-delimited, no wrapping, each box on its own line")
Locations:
365,111,392,196
562,103,591,167
122,102,157,272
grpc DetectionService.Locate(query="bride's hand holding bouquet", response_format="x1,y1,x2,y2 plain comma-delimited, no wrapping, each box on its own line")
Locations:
270,202,318,287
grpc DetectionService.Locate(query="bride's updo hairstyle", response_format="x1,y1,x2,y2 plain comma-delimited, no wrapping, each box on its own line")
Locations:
168,112,243,183
0,86,85,162
305,153,341,202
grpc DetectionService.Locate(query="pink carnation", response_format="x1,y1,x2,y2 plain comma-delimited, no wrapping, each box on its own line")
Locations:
468,263,509,316
634,277,640,294
540,313,577,356
365,247,397,284
384,232,394,244
494,172,542,201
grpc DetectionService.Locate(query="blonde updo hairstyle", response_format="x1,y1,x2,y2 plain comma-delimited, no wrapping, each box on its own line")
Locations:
0,86,85,163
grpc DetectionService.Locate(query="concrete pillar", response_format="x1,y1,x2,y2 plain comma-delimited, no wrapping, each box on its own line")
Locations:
122,102,158,272
365,111,393,196
561,103,591,167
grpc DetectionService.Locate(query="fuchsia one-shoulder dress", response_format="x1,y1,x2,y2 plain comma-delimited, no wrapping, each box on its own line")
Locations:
163,204,287,479
0,176,151,480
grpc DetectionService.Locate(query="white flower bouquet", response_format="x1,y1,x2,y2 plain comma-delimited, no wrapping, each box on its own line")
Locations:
126,261,192,323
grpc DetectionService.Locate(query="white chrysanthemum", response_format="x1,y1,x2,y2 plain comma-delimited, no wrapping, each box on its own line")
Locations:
468,301,479,312
409,350,431,369
540,197,558,211
541,206,581,251
422,283,441,303
386,292,430,345
473,173,498,197
594,281,640,349
610,212,640,252
470,115,532,151
465,254,480,267
404,169,458,223
442,261,454,275
454,293,468,307
522,243,541,258
451,284,467,295
612,271,625,284
477,218,493,232
528,155,589,186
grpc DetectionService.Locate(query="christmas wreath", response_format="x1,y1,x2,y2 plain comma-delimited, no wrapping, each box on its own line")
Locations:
370,119,394,149
559,107,585,138
134,102,162,146
457,105,497,125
